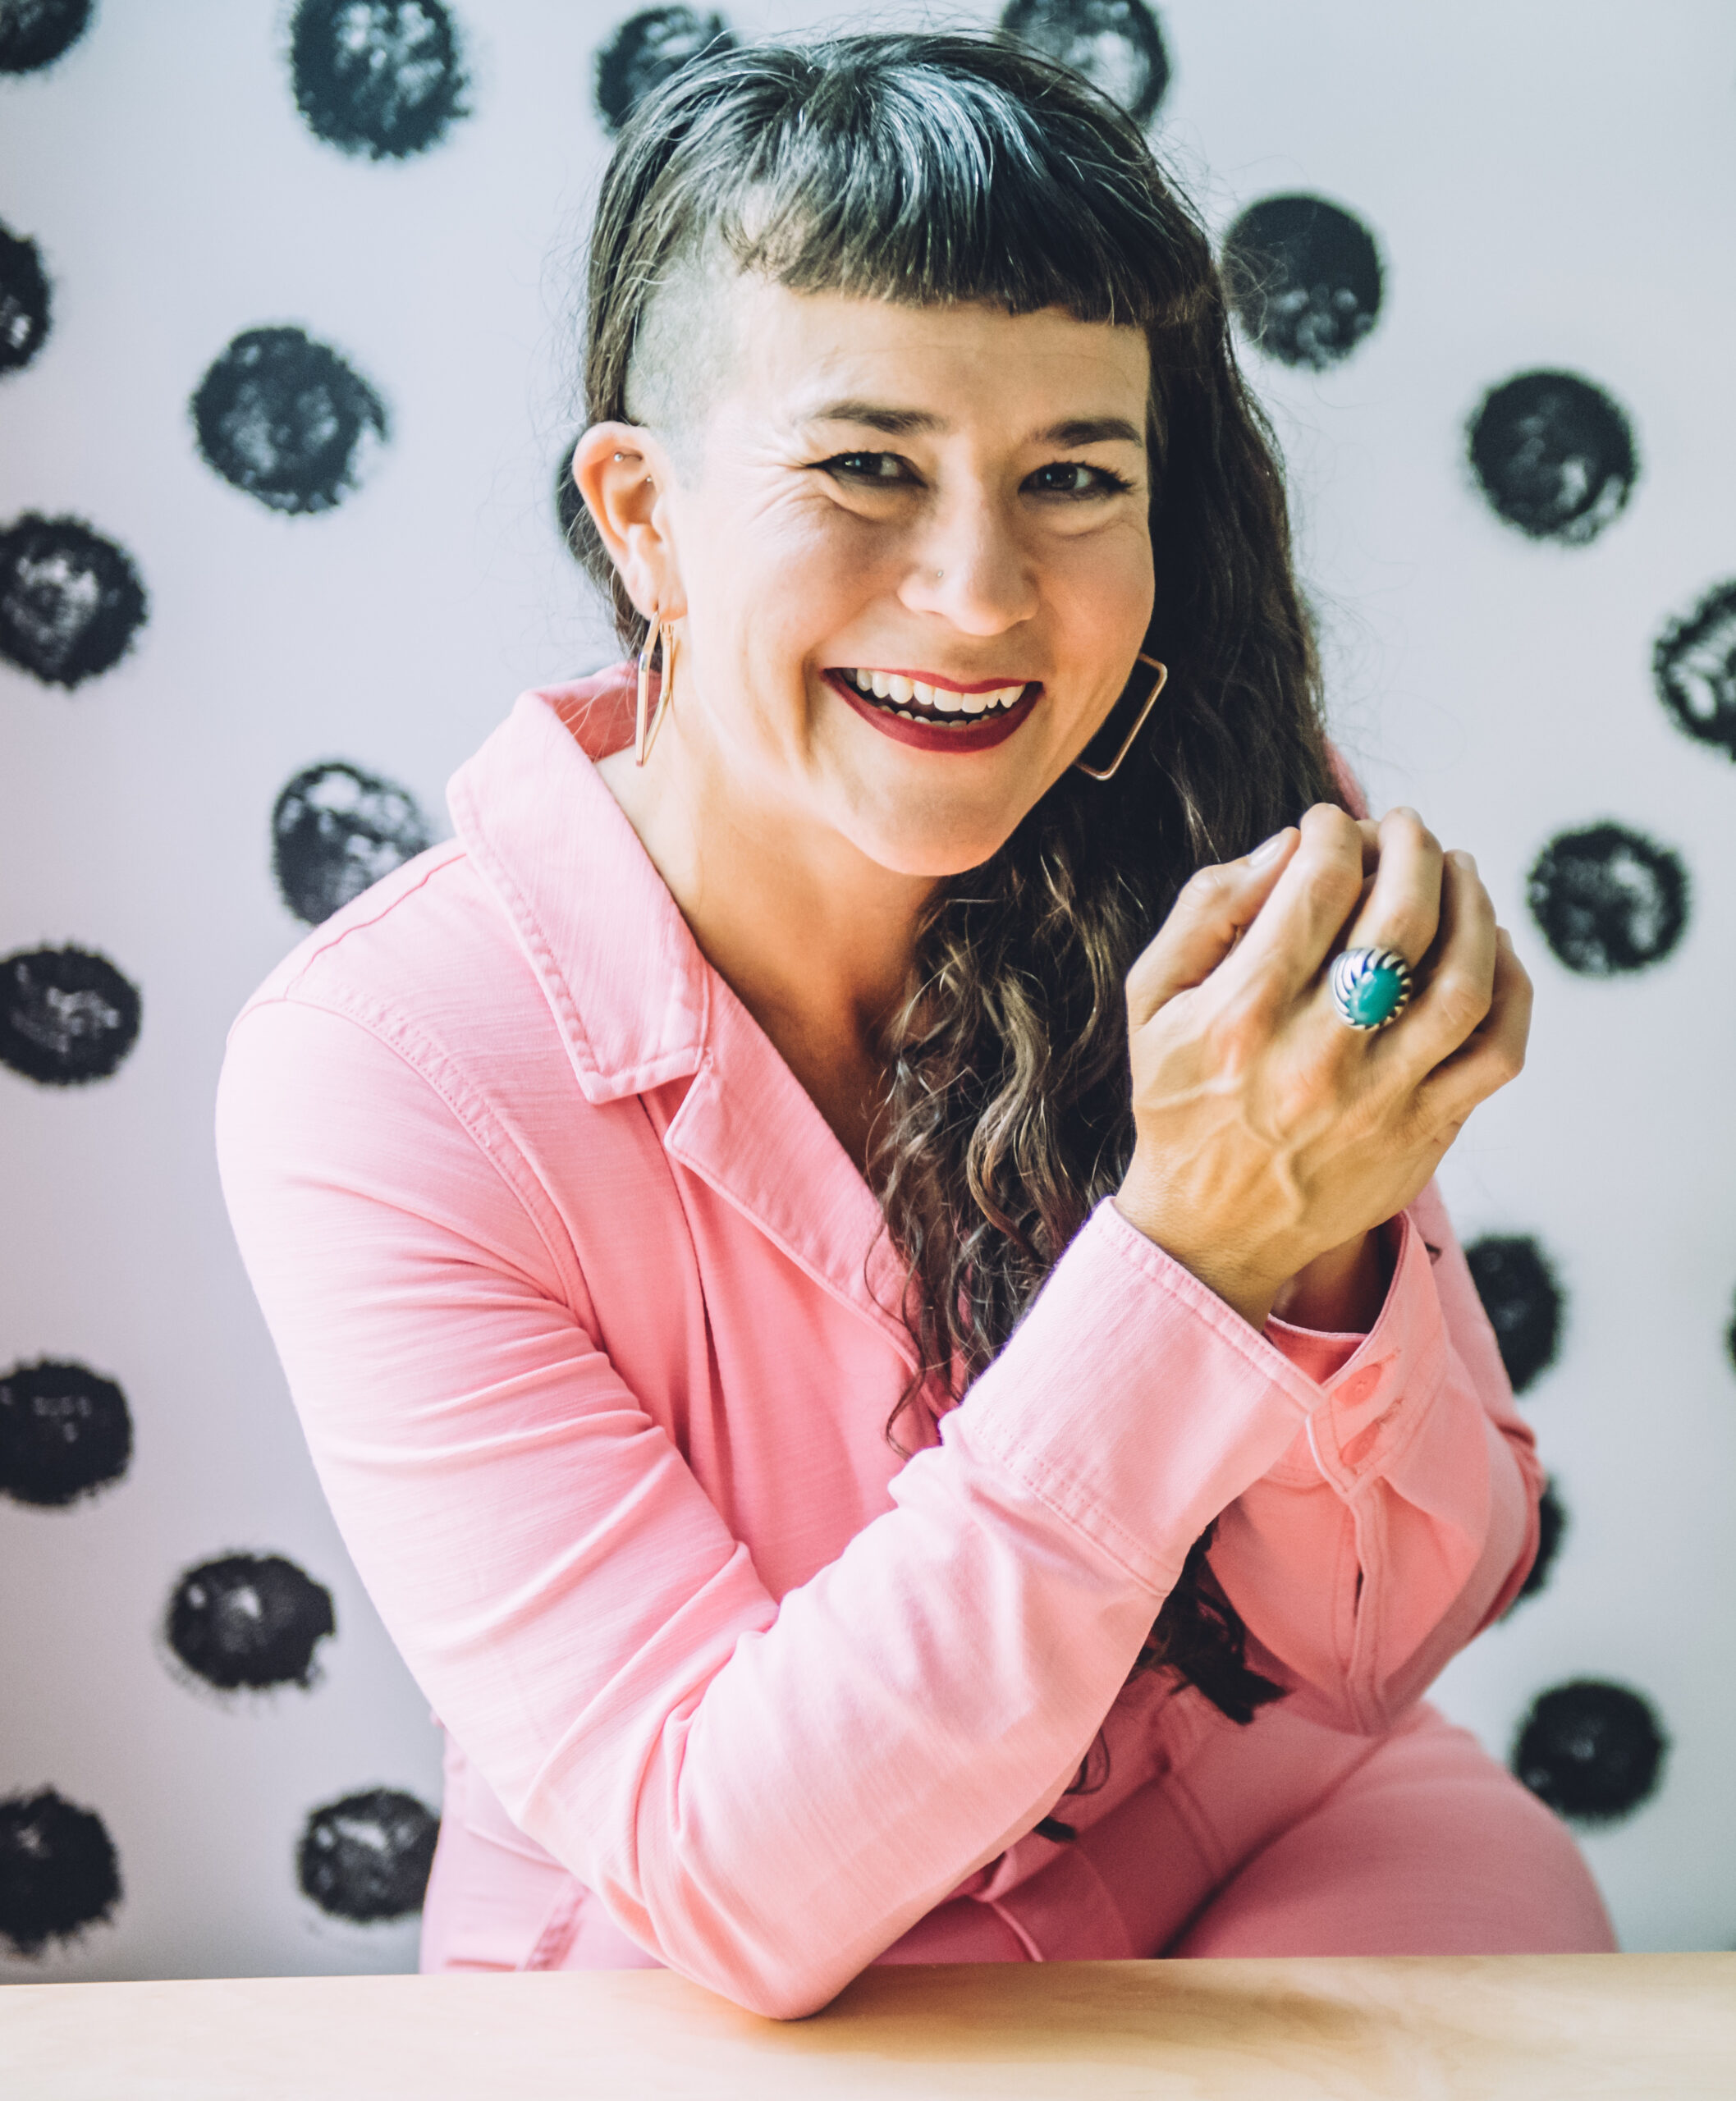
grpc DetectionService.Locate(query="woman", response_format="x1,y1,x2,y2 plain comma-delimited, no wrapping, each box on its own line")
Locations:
216,34,1613,2012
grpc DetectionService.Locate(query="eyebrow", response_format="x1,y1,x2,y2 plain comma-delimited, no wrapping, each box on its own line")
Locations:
804,401,1145,448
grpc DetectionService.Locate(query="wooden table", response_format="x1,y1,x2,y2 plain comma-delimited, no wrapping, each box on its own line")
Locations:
3,1955,1732,2098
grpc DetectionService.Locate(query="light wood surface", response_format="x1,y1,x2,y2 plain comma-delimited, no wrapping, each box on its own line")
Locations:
2,1954,1732,2099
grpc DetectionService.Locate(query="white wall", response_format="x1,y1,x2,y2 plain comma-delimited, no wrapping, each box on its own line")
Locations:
1,0,1730,1978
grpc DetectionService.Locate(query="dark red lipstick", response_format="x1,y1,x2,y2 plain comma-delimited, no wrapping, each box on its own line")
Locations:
826,669,1041,754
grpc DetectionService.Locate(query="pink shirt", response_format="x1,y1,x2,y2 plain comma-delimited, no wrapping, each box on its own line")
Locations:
215,671,1541,2016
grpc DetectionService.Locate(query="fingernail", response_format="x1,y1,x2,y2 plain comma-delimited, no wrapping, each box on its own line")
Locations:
1247,829,1291,869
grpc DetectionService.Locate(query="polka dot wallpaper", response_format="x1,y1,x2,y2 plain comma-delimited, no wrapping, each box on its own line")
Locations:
1,0,1732,1978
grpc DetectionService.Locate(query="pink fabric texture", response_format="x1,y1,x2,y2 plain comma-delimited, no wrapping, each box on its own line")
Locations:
215,672,1613,2016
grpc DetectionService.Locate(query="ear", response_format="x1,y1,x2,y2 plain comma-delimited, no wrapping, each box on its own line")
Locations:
571,423,687,620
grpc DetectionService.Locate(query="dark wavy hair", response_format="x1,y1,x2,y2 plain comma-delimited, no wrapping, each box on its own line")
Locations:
574,33,1344,1729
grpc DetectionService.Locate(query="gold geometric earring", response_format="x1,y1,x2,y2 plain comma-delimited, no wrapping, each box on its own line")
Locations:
1073,653,1168,781
634,612,677,767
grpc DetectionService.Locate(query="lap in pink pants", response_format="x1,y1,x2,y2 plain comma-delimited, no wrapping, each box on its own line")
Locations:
880,1698,1615,1964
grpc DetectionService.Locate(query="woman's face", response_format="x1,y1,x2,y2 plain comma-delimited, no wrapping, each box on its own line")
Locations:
585,278,1156,879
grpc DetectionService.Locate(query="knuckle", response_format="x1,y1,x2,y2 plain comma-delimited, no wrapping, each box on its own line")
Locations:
1184,863,1234,909
1489,1037,1526,1084
1432,969,1492,1032
1308,802,1362,849
1302,860,1360,916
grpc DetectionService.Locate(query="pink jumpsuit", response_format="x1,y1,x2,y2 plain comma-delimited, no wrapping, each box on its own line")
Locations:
215,671,1613,2016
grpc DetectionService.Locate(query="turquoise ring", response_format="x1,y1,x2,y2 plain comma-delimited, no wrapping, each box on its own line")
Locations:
1330,946,1413,1031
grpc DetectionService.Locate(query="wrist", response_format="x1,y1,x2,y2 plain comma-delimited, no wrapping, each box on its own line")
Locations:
1110,1188,1278,1331
1269,1224,1394,1334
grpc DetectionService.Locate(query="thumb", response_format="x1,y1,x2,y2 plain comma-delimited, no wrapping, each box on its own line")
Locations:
1126,829,1299,1024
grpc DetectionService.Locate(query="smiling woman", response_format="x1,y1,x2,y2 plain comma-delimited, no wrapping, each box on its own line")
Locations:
215,32,1611,2014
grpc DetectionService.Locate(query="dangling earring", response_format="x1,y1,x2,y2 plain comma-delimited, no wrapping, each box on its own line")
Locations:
1073,653,1168,781
635,612,677,767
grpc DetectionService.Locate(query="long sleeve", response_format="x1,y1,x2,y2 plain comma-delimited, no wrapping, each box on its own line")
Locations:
1209,1183,1543,1735
216,991,1344,2018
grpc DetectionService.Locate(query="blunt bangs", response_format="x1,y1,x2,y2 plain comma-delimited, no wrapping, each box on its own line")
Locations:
597,34,1208,362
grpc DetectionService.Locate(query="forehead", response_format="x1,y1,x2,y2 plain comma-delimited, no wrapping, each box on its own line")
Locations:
712,277,1151,438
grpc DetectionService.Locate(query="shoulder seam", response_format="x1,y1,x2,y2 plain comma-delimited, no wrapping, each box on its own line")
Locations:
234,982,593,1324
281,840,469,1000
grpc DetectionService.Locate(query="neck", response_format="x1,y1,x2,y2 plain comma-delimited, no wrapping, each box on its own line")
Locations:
598,707,934,1173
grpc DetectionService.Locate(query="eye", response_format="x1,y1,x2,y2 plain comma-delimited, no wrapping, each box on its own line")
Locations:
1027,461,1134,499
815,451,918,485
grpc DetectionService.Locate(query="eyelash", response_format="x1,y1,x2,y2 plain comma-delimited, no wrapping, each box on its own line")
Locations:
815,452,1134,499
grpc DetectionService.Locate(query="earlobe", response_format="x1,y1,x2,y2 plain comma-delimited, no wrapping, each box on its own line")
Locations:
571,421,685,620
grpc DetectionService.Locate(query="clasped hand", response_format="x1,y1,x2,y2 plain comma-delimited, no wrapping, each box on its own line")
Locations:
1115,804,1532,1332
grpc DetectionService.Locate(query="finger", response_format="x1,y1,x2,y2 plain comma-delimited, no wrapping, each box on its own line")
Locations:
1340,808,1445,972
1217,802,1368,1006
1127,828,1299,1022
1413,925,1532,1127
1375,850,1498,1074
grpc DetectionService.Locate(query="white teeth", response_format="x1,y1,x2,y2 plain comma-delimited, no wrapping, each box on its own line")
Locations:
896,708,914,719
843,669,1032,718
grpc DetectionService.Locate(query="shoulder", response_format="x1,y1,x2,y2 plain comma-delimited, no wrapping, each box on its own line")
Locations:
233,836,544,1072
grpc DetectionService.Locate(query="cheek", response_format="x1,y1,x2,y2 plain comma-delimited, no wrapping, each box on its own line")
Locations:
1051,522,1155,648
687,490,883,667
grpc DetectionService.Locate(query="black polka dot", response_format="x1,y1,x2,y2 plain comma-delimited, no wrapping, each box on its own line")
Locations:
0,221,51,373
1464,1234,1563,1395
1653,579,1736,763
1511,1478,1567,1609
0,1787,120,1955
555,435,587,562
999,0,1170,128
191,327,388,516
164,1553,336,1693
1514,1679,1667,1825
1527,823,1688,977
273,761,433,926
0,0,93,76
594,7,735,137
0,946,141,1087
0,1360,131,1509
289,0,468,161
1222,195,1382,371
0,513,148,688
296,1787,437,1921
1468,371,1638,547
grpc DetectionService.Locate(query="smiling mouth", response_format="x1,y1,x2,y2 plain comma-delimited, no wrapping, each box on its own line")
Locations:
836,666,1033,725
826,667,1042,755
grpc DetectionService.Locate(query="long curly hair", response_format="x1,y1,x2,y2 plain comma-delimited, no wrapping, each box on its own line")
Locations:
575,33,1344,1726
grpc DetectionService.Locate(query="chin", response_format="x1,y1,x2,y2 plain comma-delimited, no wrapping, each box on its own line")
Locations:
843,810,1019,881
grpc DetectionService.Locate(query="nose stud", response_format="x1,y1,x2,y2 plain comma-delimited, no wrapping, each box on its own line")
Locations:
933,568,944,583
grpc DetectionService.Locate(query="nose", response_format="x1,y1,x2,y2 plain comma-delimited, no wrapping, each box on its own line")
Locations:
899,486,1039,636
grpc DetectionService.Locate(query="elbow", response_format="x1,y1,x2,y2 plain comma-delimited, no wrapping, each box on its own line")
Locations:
653,1937,860,2023
618,1883,877,2022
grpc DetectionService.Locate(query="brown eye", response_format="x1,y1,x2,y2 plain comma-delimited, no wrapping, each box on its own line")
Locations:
821,452,914,483
1028,461,1127,497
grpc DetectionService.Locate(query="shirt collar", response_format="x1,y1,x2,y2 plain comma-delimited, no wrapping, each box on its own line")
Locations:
447,670,709,1105
447,671,918,1368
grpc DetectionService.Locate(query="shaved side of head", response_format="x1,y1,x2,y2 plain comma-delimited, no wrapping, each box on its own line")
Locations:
621,240,743,481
